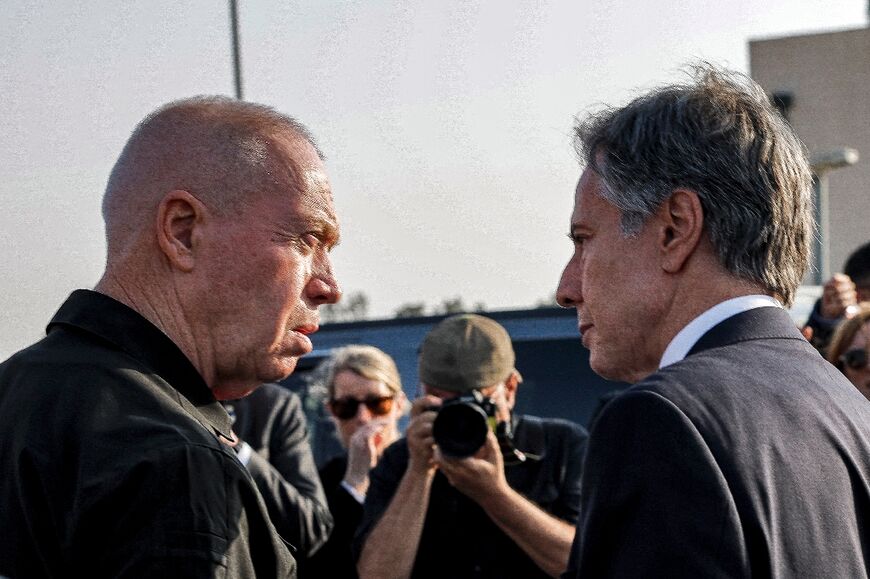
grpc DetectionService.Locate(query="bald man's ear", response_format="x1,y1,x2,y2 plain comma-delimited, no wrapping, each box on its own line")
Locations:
156,190,204,272
658,188,704,274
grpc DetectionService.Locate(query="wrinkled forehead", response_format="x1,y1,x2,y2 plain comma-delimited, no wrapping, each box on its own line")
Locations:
304,181,339,237
295,165,335,215
272,131,329,186
270,133,339,237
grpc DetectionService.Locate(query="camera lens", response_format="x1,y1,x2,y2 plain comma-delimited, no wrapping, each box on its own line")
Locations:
432,402,489,458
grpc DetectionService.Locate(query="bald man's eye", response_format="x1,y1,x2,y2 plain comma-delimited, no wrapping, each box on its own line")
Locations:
296,233,321,253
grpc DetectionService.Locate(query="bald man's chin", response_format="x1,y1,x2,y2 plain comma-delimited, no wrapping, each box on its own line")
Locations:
212,383,260,401
211,355,301,400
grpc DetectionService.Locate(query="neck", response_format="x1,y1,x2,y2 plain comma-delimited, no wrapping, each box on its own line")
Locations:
639,269,770,382
95,267,215,389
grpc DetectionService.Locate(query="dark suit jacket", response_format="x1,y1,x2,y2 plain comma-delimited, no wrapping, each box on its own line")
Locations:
229,383,333,557
565,306,870,578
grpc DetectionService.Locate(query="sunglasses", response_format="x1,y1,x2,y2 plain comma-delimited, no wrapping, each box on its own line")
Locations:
840,348,869,371
329,395,395,420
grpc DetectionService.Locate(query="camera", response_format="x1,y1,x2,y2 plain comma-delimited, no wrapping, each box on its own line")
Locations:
431,390,500,458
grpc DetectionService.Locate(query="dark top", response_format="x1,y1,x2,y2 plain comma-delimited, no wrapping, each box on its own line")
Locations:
298,455,363,579
227,383,333,557
0,290,296,578
564,306,870,578
803,297,841,355
356,415,589,579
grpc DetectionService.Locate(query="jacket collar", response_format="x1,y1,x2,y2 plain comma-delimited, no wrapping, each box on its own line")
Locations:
47,289,234,439
687,305,806,358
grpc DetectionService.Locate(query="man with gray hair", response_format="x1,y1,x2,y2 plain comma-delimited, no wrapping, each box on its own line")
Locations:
0,97,341,577
556,66,870,577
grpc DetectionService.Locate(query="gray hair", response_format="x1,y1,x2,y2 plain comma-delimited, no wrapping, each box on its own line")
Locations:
573,65,813,306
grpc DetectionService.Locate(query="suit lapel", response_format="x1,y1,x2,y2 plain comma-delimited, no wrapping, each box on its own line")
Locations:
687,306,806,357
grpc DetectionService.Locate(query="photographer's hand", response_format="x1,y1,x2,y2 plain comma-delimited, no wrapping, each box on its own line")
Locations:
435,430,507,502
406,395,441,476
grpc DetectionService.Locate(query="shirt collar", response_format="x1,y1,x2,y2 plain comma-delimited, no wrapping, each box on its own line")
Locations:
659,294,782,369
47,289,234,439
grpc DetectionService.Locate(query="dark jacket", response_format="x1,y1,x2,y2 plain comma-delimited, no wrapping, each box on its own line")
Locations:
565,306,870,578
0,290,296,578
228,383,333,557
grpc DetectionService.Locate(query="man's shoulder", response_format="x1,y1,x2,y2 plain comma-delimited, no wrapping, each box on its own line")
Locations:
511,415,587,497
614,335,870,446
1,319,152,388
1,328,144,418
1,336,245,518
97,436,245,487
0,328,223,455
2,322,126,377
644,332,843,401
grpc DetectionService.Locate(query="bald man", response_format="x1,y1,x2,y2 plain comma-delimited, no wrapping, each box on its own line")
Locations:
0,97,341,577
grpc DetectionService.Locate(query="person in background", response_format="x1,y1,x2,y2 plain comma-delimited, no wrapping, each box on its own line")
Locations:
357,314,588,579
301,345,406,578
826,302,870,401
0,96,341,577
803,240,870,354
224,383,333,557
557,65,870,577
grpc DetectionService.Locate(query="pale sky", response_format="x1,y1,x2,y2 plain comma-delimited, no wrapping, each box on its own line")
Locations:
2,0,867,359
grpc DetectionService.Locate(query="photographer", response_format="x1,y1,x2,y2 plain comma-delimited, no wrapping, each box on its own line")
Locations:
355,314,588,578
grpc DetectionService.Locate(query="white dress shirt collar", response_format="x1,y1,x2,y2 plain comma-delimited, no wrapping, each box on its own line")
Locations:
659,294,782,369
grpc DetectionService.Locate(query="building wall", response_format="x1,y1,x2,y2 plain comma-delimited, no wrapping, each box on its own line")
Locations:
750,27,870,279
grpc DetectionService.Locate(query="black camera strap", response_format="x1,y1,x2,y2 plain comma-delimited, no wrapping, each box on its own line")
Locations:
499,416,544,465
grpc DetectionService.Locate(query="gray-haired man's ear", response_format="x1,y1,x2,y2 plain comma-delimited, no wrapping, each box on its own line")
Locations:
659,188,705,275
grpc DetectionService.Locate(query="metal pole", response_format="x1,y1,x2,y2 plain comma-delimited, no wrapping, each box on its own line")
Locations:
810,148,859,284
812,175,830,285
229,0,244,100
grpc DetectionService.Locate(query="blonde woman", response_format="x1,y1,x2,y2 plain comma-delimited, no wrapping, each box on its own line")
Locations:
302,345,406,578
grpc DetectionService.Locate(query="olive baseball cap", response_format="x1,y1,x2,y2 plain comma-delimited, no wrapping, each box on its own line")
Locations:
418,313,516,393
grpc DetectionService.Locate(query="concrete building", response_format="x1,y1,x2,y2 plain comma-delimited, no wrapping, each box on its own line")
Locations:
750,25,869,282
